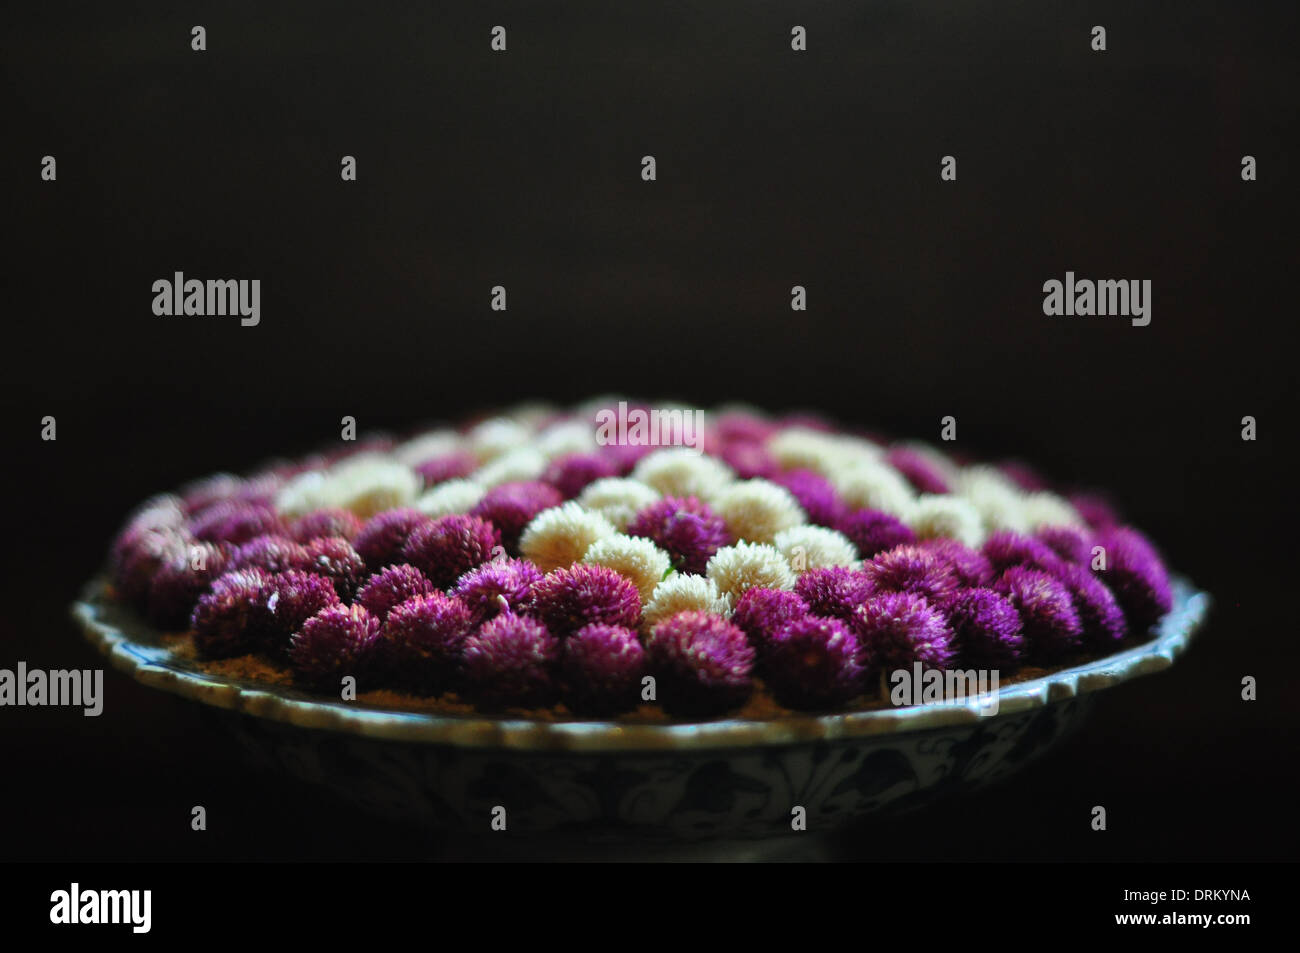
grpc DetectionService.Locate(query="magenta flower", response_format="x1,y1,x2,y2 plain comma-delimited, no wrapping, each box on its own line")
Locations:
377,592,476,694
179,473,242,515
645,611,755,717
260,570,342,657
1093,527,1173,631
471,481,564,551
884,447,951,495
561,623,647,716
1037,526,1094,566
1052,561,1127,648
837,508,916,559
863,545,960,605
401,514,502,588
542,453,620,500
850,591,954,676
626,496,731,575
917,538,995,588
111,525,190,607
288,508,363,544
531,563,641,636
1069,492,1121,530
719,440,779,480
732,587,812,657
764,615,864,710
191,569,273,659
994,567,1084,662
413,450,478,488
452,558,544,624
774,470,845,528
794,566,875,621
289,604,382,690
353,508,431,569
461,613,560,709
188,500,285,546
943,587,1024,669
355,564,436,621
229,534,310,575
981,531,1063,576
300,536,367,600
145,541,234,629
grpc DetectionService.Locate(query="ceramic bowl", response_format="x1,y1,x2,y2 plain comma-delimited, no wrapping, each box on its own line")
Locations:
73,576,1209,840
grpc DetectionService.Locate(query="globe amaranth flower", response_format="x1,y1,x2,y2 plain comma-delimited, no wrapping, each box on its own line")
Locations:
711,479,807,545
289,604,382,691
400,514,502,588
773,525,859,573
582,534,673,603
793,566,875,621
718,440,779,480
772,469,845,527
229,534,310,575
561,624,647,716
415,479,488,519
706,541,797,603
1037,526,1094,566
179,473,242,515
542,452,620,500
300,536,368,600
862,545,960,605
943,587,1024,669
413,450,479,488
288,508,363,544
376,592,476,694
626,496,731,575
916,538,995,588
518,501,618,573
191,568,273,659
850,591,954,677
471,480,564,552
146,541,234,629
352,508,431,569
764,615,864,710
355,564,436,621
188,500,285,546
645,610,754,717
640,574,731,632
1051,561,1127,648
452,558,544,624
1092,527,1173,631
576,477,661,532
993,566,1083,662
531,563,642,637
1069,492,1121,530
461,613,560,709
260,570,343,657
982,530,1064,576
906,495,985,548
884,446,953,495
631,448,735,500
731,587,811,658
111,525,190,607
836,508,916,559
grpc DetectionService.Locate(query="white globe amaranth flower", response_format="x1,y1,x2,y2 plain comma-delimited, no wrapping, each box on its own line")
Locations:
274,468,332,518
712,479,807,544
953,465,1031,533
519,501,617,573
831,459,916,517
706,541,797,601
892,440,961,484
392,429,463,467
773,525,860,573
641,574,732,631
1021,491,1084,530
906,494,986,547
535,419,599,459
504,401,560,431
326,454,421,518
415,478,486,518
631,448,734,500
582,534,673,603
472,446,547,488
765,427,847,476
576,477,661,531
467,416,533,463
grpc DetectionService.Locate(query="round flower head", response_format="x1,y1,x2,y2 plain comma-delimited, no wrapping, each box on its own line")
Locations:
943,587,1025,669
631,448,735,500
916,538,995,588
1021,492,1083,531
794,566,875,621
355,564,436,621
352,508,431,569
392,429,461,468
830,461,916,518
260,570,342,657
288,508,363,544
376,592,476,694
906,495,985,548
766,427,847,476
229,534,310,575
774,525,859,574
884,446,953,495
519,501,618,573
645,611,755,717
111,525,190,607
626,496,731,575
1069,492,1121,531
189,500,285,546
300,536,367,600
982,530,1063,576
413,450,478,488
732,587,811,657
401,514,502,589
994,567,1083,662
415,479,487,518
711,479,807,544
324,455,420,518
180,473,242,515
836,508,916,559
863,545,960,605
1037,526,1094,566
123,494,185,534
765,615,864,710
772,469,845,527
461,613,559,709
289,603,382,691
1052,561,1127,649
1093,527,1173,631
561,624,647,716
191,569,272,658
472,447,548,489
706,542,797,603
471,481,563,552
531,563,642,637
467,415,532,462
452,557,544,624
146,542,233,629
582,534,673,603
719,440,779,480
542,452,620,500
641,574,732,632
577,477,661,531
851,591,954,677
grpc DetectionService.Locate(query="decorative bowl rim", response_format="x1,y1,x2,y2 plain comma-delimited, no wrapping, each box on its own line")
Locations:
72,575,1209,753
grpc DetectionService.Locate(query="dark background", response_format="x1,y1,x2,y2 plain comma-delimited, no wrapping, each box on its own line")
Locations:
2,1,1295,860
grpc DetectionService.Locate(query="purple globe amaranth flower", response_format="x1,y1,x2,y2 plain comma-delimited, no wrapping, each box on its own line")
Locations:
943,587,1025,670
850,591,954,678
187,500,285,546
863,545,961,605
1052,561,1127,649
645,610,755,718
352,508,431,569
355,563,436,622
542,453,620,500
837,508,916,558
145,541,234,629
289,603,381,691
1069,492,1122,530
121,494,186,534
229,534,310,575
531,563,642,637
111,525,191,607
994,567,1084,662
561,623,647,716
300,536,367,600
376,592,475,694
1037,526,1095,566
461,613,560,709
413,450,478,488
288,508,363,544
884,447,952,495
774,470,845,528
982,531,1064,576
732,587,812,657
764,615,864,710
472,481,564,552
917,538,995,588
626,496,731,575
260,570,342,657
719,440,779,480
191,569,273,659
401,514,502,589
1093,527,1173,631
179,473,242,515
601,442,654,475
452,558,544,624
712,411,777,445
794,566,875,621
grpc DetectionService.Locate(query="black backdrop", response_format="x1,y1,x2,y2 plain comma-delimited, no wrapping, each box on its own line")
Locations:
3,1,1295,860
